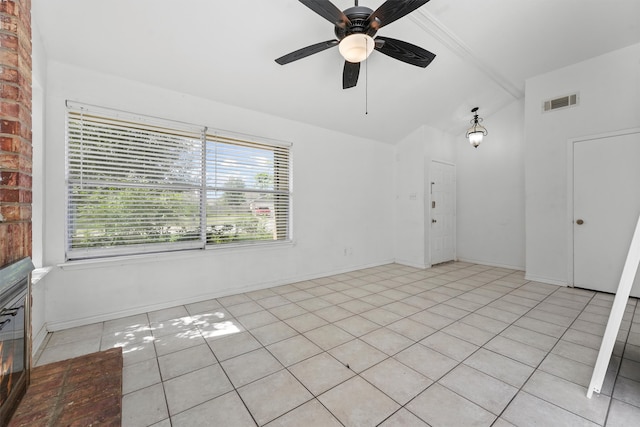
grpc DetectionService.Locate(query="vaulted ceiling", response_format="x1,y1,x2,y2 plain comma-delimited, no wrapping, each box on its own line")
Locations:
33,0,640,143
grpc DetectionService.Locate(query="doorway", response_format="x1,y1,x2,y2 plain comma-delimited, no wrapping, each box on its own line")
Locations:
571,130,640,296
430,161,456,265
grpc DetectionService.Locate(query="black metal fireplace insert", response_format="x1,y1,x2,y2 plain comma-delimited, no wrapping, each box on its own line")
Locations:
0,258,34,426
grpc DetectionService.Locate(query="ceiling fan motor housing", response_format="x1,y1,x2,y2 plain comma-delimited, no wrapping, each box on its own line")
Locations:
334,6,376,40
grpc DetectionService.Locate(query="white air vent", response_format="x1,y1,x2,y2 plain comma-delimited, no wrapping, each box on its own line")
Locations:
543,93,579,112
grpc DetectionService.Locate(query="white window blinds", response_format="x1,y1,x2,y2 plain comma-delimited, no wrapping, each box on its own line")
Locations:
66,102,291,260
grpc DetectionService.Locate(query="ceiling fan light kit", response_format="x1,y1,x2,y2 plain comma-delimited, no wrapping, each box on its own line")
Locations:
275,0,436,89
466,107,488,148
339,33,374,63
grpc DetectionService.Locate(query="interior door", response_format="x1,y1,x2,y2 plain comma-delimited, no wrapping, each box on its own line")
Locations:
573,131,640,295
430,161,456,265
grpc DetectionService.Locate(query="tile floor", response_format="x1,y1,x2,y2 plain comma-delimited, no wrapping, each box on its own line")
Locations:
33,262,640,426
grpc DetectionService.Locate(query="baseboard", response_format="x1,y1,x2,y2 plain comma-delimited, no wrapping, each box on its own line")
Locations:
394,259,428,269
456,257,525,271
32,323,49,356
524,273,569,287
45,258,397,331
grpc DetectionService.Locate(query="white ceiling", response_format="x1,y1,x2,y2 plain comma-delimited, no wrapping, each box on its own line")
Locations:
33,0,640,143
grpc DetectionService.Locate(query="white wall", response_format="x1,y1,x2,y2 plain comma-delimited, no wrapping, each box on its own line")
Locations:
31,20,48,353
456,100,526,270
42,61,395,329
525,42,640,284
394,125,455,268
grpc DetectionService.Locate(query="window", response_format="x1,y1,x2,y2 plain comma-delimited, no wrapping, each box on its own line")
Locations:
66,102,291,260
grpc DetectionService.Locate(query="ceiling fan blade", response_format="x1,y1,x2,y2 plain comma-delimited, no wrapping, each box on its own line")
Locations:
299,0,351,28
343,61,360,89
367,0,430,32
275,40,339,65
374,36,435,68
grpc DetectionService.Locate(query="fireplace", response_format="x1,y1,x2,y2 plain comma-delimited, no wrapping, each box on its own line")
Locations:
0,258,34,426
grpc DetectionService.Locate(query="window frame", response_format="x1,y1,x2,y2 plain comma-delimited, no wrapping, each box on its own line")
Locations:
65,101,292,261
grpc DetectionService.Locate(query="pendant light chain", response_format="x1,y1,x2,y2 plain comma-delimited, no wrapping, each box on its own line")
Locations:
365,36,369,115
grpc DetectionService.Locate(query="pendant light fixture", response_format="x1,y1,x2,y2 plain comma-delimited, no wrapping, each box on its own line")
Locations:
465,107,488,148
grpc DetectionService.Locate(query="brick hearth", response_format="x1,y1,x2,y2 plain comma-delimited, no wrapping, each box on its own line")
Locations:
8,348,122,426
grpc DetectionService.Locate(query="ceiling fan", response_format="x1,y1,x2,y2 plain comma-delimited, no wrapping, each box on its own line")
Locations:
275,0,436,89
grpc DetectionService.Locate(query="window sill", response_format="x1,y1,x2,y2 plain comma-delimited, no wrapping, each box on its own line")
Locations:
58,240,295,271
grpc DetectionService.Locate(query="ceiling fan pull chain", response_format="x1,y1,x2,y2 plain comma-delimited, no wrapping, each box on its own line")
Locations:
365,36,369,115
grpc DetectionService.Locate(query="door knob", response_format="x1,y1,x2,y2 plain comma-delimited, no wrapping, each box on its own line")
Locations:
576,219,584,225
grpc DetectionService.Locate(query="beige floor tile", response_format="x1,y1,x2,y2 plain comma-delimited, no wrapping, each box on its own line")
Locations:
238,370,313,425
123,357,161,394
464,348,534,388
220,348,283,387
158,343,217,380
514,316,567,338
361,327,414,356
420,331,479,361
289,352,355,395
153,329,206,357
265,399,342,427
378,408,429,426
122,383,169,427
406,383,496,427
147,306,190,323
163,364,233,416
184,298,222,315
394,344,458,381
251,321,298,346
485,335,548,367
360,307,403,326
409,310,455,329
206,330,261,361
328,339,388,373
266,334,322,366
440,364,518,415
606,399,640,427
387,317,436,341
502,392,599,427
236,310,279,330
319,376,400,427
612,376,640,407
284,312,328,333
362,358,432,405
538,352,593,388
35,336,101,366
523,370,610,424
314,305,354,322
334,314,380,337
443,321,495,346
304,324,355,350
171,391,255,427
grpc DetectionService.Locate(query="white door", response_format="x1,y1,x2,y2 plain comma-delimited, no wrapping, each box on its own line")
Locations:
430,161,456,265
573,131,640,296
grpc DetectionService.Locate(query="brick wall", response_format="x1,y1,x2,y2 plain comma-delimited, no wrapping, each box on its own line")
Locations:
0,0,32,268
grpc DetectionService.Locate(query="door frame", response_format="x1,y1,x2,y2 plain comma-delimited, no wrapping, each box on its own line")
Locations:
428,159,457,267
566,127,640,287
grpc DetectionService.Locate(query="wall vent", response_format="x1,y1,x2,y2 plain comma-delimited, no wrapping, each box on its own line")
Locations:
543,92,579,112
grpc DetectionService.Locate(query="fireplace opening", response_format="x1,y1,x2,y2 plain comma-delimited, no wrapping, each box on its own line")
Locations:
0,258,34,426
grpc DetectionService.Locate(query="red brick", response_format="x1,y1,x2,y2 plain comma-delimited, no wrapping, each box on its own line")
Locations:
18,189,31,203
0,118,19,135
0,101,20,117
0,33,18,50
0,188,19,202
0,66,18,83
0,2,17,15
0,153,20,168
17,172,30,187
0,83,18,100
